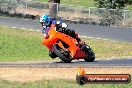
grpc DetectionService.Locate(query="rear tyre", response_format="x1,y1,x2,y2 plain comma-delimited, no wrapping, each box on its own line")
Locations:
52,44,72,63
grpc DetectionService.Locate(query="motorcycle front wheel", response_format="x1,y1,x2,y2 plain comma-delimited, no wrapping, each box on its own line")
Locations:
49,50,57,59
84,46,95,62
52,44,72,63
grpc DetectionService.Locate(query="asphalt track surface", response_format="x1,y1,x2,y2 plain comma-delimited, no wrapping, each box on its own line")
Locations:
0,17,132,67
0,58,132,68
0,17,132,42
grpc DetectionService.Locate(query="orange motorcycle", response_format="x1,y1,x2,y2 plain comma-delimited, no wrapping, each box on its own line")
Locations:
42,24,95,63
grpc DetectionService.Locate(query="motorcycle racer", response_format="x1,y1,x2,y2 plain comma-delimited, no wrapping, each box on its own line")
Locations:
40,14,84,45
40,14,52,35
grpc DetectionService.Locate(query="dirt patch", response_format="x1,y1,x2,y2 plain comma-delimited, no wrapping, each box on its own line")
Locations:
16,7,100,22
0,67,132,82
16,7,49,16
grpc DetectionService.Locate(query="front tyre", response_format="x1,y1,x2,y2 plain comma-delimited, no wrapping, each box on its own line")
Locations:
52,44,72,63
84,46,95,62
49,50,57,59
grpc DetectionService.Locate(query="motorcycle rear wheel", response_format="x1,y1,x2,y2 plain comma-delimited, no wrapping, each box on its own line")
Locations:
52,44,72,63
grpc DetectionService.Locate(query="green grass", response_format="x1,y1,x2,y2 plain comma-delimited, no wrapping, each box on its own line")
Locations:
0,79,132,88
127,5,132,10
81,38,132,59
36,0,95,7
0,26,49,61
0,26,132,62
35,0,132,10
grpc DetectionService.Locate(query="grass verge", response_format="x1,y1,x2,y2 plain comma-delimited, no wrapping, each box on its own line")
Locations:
0,79,132,88
36,0,95,7
0,26,49,61
81,38,132,59
127,5,132,10
0,26,132,61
